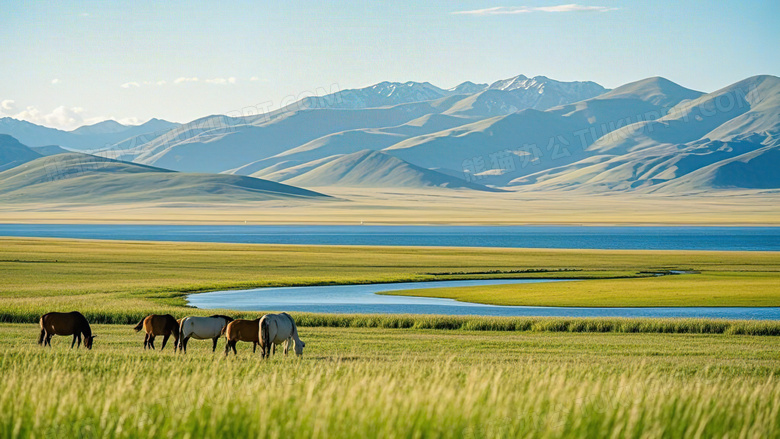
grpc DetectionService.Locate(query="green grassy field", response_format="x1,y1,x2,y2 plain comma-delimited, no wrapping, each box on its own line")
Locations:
2,323,779,438
387,271,780,307
1,237,778,324
2,237,780,437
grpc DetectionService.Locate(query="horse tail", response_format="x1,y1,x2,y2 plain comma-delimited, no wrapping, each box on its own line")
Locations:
171,318,180,338
132,318,145,332
38,316,45,345
179,318,188,339
260,318,270,352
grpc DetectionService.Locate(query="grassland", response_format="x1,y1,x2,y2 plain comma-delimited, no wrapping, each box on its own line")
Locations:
2,323,780,438
387,271,780,307
1,237,779,325
2,238,780,437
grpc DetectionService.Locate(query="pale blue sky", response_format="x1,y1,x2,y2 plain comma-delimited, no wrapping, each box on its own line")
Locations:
0,0,777,129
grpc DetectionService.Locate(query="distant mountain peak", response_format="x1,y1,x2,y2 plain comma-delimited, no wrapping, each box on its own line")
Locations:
447,81,489,95
70,119,128,135
488,75,530,90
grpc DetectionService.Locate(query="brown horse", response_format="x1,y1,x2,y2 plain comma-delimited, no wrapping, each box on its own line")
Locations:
224,318,261,356
133,314,180,351
38,311,96,349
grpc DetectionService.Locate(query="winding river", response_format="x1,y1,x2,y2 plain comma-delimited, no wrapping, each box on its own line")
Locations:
187,279,780,320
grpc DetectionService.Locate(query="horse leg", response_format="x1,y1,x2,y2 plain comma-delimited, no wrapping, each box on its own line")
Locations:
77,334,81,348
161,334,170,351
224,340,231,357
173,337,179,353
149,335,155,350
71,334,77,349
182,337,189,354
45,334,52,347
212,337,218,353
253,342,257,354
143,333,148,349
232,341,237,356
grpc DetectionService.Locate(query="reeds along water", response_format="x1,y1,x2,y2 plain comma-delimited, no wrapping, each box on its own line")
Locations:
6,306,779,336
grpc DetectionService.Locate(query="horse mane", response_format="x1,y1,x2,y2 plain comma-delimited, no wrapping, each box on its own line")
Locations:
209,314,234,323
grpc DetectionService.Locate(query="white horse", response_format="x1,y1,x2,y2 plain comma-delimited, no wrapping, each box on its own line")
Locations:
259,313,305,358
178,315,233,353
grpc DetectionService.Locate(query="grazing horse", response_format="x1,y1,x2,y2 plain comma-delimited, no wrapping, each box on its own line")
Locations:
178,315,233,353
259,312,305,359
38,311,96,349
133,314,179,351
224,318,261,356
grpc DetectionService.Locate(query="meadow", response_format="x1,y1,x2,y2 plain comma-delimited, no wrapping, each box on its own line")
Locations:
2,323,780,438
1,237,780,437
387,271,780,307
1,237,778,324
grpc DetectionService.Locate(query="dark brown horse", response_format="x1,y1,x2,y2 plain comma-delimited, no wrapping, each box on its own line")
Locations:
133,314,179,351
38,311,96,349
223,318,260,356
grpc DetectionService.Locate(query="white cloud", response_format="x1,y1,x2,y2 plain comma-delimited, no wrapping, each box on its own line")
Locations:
11,105,86,130
453,4,616,15
120,80,168,88
174,76,199,84
204,77,237,85
122,77,238,88
3,102,142,130
51,78,62,85
250,76,262,82
0,99,16,112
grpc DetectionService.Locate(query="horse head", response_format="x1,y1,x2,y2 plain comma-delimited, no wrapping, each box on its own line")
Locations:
294,338,305,356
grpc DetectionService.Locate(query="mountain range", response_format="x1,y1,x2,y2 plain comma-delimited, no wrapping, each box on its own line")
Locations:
0,73,778,199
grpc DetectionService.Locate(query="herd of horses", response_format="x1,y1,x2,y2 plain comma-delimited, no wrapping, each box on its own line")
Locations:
38,311,306,357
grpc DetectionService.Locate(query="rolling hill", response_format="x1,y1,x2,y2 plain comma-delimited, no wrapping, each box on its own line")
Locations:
0,135,42,172
281,150,500,191
0,153,329,203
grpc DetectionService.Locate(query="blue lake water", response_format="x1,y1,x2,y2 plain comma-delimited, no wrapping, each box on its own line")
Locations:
1,224,779,251
187,279,780,320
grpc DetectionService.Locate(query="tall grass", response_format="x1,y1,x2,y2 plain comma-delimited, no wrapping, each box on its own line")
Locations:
1,348,778,438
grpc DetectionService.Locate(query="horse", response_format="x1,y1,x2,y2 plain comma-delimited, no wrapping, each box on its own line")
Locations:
223,318,261,356
133,314,180,351
259,312,305,359
178,315,233,353
38,311,96,349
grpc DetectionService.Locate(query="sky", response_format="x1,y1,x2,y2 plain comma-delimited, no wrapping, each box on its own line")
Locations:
0,0,778,130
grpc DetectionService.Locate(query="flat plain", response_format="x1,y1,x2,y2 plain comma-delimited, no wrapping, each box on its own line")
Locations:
2,324,780,438
1,237,779,438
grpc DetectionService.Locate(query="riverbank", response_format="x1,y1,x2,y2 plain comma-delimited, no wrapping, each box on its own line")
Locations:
1,237,777,323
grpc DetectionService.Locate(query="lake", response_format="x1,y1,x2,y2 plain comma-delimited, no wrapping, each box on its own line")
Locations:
187,279,780,320
1,224,779,251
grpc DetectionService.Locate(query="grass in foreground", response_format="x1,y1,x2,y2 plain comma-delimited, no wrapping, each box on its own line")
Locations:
1,324,779,438
1,238,778,324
